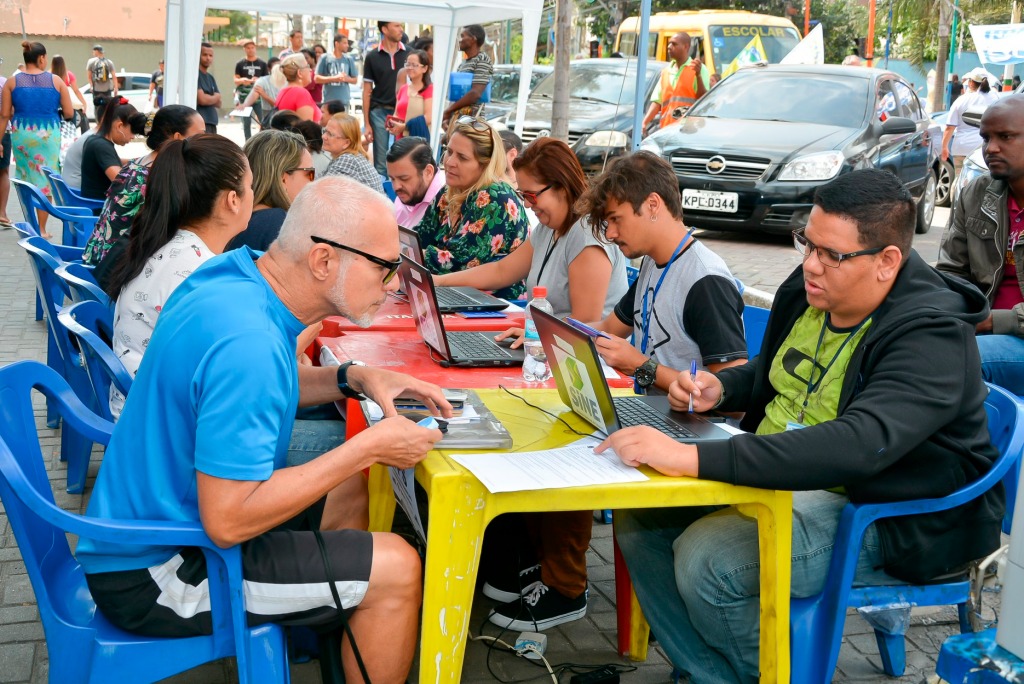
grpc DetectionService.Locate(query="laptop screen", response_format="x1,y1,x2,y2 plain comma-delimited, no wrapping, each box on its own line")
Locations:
398,226,424,266
398,258,450,359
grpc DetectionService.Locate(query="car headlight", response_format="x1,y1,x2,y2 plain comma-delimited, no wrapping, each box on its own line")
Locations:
638,137,662,154
584,130,629,148
778,152,845,182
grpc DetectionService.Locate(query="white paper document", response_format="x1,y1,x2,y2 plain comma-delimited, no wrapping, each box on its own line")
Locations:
451,437,648,493
229,107,253,117
389,466,426,544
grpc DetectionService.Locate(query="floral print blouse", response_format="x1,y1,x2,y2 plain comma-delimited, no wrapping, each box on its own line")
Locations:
83,158,150,266
416,181,530,301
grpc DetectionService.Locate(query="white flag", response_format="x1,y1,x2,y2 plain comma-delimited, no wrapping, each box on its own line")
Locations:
969,24,1024,66
781,24,825,65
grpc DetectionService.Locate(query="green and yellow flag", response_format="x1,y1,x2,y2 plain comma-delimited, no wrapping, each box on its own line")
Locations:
722,33,767,78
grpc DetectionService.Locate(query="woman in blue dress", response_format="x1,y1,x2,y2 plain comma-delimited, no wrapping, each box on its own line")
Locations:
0,41,73,237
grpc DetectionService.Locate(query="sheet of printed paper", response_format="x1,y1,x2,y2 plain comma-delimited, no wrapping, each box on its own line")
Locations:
389,466,426,544
451,437,648,493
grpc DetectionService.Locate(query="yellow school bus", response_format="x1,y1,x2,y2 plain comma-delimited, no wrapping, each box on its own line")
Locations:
615,10,801,75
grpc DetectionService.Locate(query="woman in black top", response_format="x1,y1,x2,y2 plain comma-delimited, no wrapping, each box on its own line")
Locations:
80,98,145,207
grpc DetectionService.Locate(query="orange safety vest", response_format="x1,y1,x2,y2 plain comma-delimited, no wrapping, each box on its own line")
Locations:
657,62,701,128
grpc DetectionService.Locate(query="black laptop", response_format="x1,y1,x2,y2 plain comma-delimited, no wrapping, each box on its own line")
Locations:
532,307,733,443
398,226,508,312
399,258,525,368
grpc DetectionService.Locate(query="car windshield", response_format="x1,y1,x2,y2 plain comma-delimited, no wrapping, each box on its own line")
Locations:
708,25,801,71
490,69,548,104
688,71,868,128
531,64,648,105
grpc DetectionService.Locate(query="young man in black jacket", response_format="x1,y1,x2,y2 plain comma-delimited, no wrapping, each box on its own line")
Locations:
600,168,1004,684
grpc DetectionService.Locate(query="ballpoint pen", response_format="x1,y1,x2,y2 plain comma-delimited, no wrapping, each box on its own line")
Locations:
689,359,698,413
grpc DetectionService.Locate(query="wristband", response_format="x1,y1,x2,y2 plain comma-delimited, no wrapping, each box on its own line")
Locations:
712,385,726,410
336,361,367,400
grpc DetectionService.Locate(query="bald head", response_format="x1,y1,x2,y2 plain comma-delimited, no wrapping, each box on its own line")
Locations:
667,32,691,64
980,94,1024,183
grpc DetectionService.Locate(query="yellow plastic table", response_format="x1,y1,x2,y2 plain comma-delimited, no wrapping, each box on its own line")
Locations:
366,389,793,683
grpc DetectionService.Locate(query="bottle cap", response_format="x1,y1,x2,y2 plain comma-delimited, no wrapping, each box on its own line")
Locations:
532,286,547,298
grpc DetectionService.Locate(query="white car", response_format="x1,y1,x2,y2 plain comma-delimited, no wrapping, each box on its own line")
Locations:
81,71,154,122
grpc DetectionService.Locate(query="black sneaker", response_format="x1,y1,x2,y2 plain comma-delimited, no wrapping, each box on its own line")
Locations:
482,563,541,602
487,581,588,631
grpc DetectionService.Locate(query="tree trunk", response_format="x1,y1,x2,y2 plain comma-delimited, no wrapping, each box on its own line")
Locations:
928,0,950,114
552,0,573,141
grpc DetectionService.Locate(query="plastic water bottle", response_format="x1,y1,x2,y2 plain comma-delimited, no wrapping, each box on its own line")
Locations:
522,286,553,382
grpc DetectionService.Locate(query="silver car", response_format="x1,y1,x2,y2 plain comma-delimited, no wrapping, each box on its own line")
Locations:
80,72,154,121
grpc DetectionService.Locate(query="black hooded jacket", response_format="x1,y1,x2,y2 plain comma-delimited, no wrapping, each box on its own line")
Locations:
698,251,1004,582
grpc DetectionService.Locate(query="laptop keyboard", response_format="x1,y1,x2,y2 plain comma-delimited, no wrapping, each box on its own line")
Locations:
613,397,699,439
436,289,480,309
448,332,512,360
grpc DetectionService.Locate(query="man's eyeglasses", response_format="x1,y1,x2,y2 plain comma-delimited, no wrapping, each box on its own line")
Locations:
516,184,553,205
454,115,490,133
287,167,316,181
311,236,402,284
792,228,884,268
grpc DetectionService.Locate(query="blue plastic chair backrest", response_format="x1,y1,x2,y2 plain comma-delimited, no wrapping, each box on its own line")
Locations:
19,237,71,342
56,262,112,310
11,178,44,234
40,166,67,205
11,179,97,247
742,306,770,356
58,302,131,422
42,168,105,212
626,265,640,286
13,221,38,240
382,179,397,201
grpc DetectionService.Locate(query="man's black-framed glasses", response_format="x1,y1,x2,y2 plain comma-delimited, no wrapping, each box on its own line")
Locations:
311,236,402,284
516,184,552,205
792,228,884,268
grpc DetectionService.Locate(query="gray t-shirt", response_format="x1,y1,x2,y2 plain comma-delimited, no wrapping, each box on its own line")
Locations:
317,53,357,105
525,218,628,319
62,129,96,187
613,240,746,392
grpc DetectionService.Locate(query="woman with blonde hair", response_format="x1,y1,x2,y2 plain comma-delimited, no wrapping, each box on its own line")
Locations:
321,112,384,194
226,129,314,251
273,53,320,123
417,116,529,300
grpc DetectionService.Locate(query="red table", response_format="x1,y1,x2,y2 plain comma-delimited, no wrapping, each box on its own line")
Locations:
322,297,524,335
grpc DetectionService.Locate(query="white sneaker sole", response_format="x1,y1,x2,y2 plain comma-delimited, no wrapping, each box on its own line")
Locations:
482,582,524,603
486,605,587,632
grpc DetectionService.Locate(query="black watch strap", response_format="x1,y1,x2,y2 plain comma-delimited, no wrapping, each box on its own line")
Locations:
336,361,367,401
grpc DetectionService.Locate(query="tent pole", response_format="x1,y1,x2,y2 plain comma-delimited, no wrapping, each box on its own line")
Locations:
630,0,652,151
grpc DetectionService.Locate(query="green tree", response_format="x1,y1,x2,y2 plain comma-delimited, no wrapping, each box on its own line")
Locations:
809,0,869,65
205,9,253,43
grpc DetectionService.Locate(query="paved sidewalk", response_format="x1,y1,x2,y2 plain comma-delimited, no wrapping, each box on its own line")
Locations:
0,136,1000,683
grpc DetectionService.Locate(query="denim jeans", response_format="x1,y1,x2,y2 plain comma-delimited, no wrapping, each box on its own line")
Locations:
242,101,261,140
369,107,390,175
976,334,1024,395
615,490,897,684
286,417,346,467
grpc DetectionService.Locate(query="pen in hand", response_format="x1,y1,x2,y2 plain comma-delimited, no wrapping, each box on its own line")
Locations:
688,359,697,413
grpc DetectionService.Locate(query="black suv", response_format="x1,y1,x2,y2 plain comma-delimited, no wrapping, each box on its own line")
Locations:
640,64,941,234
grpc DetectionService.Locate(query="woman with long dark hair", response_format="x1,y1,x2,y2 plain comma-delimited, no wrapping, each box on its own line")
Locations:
50,55,89,152
83,105,206,265
388,48,432,139
100,135,251,418
80,98,146,204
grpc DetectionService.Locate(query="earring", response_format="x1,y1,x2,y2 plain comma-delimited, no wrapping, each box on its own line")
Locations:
650,213,658,222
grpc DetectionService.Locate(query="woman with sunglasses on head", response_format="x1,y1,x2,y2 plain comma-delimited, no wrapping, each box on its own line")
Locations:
387,48,432,140
321,112,385,194
274,54,321,123
83,105,206,267
81,97,147,207
436,137,628,633
416,116,530,300
226,129,315,252
98,134,252,419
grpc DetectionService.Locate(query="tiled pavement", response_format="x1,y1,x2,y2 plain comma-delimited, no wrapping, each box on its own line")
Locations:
0,126,1001,683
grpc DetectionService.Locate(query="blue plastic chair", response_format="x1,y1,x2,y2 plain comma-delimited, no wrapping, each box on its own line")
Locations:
55,262,112,310
41,165,106,212
742,305,770,357
12,178,98,248
18,236,97,492
382,178,397,201
626,265,640,286
58,302,131,423
937,628,1024,683
789,383,1024,682
0,360,290,684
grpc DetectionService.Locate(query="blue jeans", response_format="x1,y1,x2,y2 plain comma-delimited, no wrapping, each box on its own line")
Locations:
615,491,897,684
369,107,390,175
976,334,1024,395
286,417,346,467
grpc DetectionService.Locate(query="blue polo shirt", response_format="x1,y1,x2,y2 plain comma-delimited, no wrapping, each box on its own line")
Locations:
77,248,307,573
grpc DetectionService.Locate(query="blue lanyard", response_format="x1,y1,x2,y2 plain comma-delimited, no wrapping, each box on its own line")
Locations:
640,230,693,355
797,312,871,423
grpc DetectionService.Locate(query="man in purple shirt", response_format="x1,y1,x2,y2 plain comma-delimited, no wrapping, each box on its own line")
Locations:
386,136,445,228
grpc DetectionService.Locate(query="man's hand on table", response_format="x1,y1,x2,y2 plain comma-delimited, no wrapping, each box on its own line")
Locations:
348,365,455,418
596,427,699,477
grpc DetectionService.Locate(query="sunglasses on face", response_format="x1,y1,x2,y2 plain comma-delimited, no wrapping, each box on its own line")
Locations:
516,184,553,205
287,167,316,181
310,236,402,284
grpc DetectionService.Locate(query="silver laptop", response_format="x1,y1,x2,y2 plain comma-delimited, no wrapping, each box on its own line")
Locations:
399,258,525,368
397,226,509,312
532,307,733,443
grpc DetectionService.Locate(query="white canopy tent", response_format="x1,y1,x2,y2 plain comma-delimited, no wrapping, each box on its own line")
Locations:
163,0,543,148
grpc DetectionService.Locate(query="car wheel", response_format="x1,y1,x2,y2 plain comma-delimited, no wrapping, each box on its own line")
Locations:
916,170,937,234
935,160,954,207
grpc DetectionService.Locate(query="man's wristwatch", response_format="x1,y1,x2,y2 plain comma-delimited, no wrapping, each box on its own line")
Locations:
634,358,658,390
336,361,367,400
